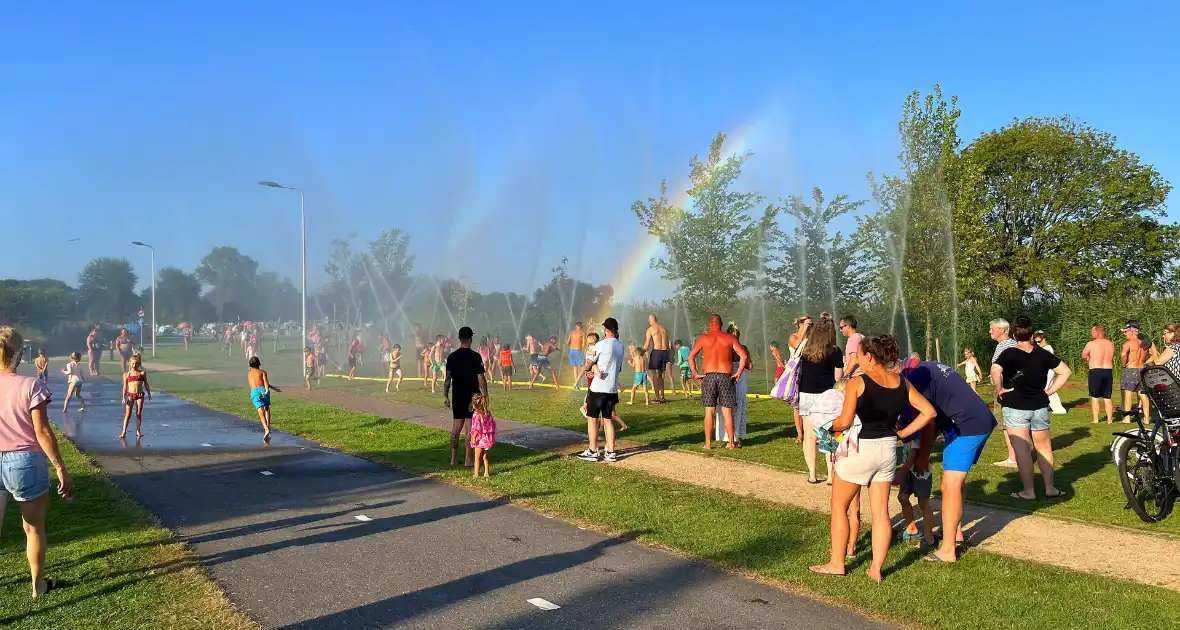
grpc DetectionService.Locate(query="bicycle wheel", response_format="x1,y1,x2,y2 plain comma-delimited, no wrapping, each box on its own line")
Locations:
1118,438,1175,523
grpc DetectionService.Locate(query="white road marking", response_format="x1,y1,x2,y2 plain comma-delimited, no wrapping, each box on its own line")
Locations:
527,598,561,610
161,424,169,427
260,471,274,476
354,515,372,522
201,443,213,447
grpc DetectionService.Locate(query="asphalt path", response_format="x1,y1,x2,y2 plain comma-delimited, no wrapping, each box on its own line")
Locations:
55,376,892,629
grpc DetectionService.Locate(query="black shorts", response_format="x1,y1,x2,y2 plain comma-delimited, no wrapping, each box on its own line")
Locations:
347,356,357,368
452,395,474,420
1088,368,1113,398
585,391,619,420
648,349,670,371
701,372,737,409
899,469,933,498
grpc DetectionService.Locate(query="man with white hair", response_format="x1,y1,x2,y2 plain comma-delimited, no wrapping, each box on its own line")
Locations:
989,319,1017,467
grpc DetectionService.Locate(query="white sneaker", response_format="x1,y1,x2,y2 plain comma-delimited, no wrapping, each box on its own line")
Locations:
603,450,617,463
576,449,601,462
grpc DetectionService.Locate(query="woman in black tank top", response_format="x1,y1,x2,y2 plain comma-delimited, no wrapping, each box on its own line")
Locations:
856,373,910,439
810,334,935,583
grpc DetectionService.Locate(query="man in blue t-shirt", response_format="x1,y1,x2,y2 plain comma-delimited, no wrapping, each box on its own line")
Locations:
903,358,997,563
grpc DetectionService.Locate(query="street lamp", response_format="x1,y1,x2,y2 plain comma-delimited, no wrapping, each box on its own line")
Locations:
131,241,156,358
258,180,306,374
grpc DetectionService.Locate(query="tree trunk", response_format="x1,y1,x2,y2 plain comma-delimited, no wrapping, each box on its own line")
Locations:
924,310,933,360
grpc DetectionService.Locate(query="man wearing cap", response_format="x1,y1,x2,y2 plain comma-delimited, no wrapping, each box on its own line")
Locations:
1120,319,1152,423
444,326,487,467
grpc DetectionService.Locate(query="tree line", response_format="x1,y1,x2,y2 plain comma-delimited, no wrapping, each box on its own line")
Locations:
634,85,1175,362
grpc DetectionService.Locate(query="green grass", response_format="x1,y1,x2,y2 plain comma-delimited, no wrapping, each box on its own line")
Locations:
149,370,1180,630
154,343,1179,536
0,431,252,630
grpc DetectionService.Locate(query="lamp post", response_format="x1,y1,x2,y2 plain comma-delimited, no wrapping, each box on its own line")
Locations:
131,241,156,357
258,180,306,374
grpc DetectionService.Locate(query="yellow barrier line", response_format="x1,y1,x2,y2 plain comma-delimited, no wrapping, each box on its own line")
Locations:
321,373,780,399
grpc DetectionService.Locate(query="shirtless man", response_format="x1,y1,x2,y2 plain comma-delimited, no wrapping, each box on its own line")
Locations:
567,322,586,390
522,333,543,386
643,314,671,403
1082,325,1116,424
688,314,749,449
1120,319,1151,422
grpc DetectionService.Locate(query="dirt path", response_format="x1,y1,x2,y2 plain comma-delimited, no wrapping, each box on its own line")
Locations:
151,364,1180,592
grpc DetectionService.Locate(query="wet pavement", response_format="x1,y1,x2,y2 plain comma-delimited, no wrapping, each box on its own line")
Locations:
53,376,892,630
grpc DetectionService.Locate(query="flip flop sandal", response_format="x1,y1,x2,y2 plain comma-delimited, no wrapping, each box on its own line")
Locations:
807,478,823,485
808,566,846,576
1009,492,1037,500
923,553,952,563
1044,490,1066,499
35,578,59,598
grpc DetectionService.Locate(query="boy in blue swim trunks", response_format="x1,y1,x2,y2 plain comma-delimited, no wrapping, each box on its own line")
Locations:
675,339,694,396
628,345,650,405
248,357,281,440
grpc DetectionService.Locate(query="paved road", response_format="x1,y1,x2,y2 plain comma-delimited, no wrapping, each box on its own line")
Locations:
56,377,891,630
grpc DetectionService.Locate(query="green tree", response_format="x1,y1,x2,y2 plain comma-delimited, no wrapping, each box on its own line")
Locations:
151,267,205,325
522,259,614,338
195,247,259,321
859,85,961,357
77,258,139,323
633,132,776,322
323,229,415,328
0,279,77,331
953,116,1175,300
766,187,866,315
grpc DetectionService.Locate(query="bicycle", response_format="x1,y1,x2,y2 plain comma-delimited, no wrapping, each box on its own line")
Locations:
1112,365,1180,523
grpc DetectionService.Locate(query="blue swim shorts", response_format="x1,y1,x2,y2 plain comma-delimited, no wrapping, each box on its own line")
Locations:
941,427,991,473
250,387,271,409
1,451,51,502
569,349,585,366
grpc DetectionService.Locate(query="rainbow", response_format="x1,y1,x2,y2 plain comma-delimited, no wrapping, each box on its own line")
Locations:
599,124,761,315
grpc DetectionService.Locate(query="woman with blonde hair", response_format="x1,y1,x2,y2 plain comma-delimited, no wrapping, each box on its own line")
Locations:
0,327,76,598
787,314,813,443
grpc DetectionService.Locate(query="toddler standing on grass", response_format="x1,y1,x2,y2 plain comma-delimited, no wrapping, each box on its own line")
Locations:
499,343,515,391
469,393,497,478
628,345,650,405
895,432,937,547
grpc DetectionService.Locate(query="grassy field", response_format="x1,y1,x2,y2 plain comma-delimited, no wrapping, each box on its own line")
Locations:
155,344,1176,537
0,431,252,630
147,371,1180,630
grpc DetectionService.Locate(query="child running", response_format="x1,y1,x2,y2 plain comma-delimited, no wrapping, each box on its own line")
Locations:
425,335,445,392
248,356,281,440
61,351,86,412
119,353,152,440
499,343,515,391
386,344,404,393
303,347,316,390
628,345,650,405
958,348,981,392
469,393,497,478
34,349,48,383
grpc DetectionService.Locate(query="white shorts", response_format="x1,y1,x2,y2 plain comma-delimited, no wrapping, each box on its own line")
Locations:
834,437,898,486
798,392,823,417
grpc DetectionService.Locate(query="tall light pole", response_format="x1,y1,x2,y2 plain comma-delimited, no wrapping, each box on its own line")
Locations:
258,180,306,374
131,241,156,357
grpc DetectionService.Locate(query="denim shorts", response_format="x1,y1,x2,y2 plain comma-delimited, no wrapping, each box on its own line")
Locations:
1002,407,1051,431
1,451,51,502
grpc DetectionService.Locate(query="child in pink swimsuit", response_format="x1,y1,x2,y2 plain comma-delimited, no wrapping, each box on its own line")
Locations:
469,393,496,478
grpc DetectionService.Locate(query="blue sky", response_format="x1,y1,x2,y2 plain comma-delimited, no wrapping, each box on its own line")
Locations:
3,2,1177,302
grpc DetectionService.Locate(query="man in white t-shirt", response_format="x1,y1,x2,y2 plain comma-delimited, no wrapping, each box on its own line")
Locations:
577,317,624,463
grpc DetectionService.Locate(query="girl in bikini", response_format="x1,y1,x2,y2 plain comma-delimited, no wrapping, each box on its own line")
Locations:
120,353,152,440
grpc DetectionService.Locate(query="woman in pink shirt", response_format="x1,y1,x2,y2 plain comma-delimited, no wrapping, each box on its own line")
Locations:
0,327,75,599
